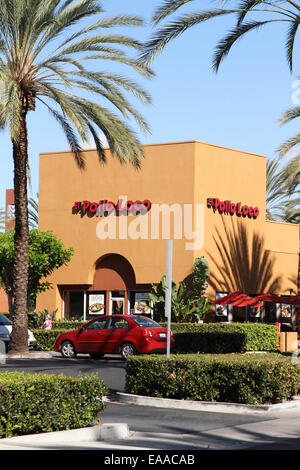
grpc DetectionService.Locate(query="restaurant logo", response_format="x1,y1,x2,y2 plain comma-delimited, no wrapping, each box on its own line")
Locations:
207,198,259,219
73,199,151,216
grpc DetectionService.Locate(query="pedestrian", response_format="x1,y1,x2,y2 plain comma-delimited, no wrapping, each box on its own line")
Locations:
40,314,53,330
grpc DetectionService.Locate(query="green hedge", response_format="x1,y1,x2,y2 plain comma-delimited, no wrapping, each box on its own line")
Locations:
173,331,247,353
162,322,278,352
32,329,68,351
52,321,85,330
125,354,300,405
33,322,278,353
0,372,107,438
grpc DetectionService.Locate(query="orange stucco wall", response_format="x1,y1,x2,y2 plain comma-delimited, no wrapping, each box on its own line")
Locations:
36,141,299,318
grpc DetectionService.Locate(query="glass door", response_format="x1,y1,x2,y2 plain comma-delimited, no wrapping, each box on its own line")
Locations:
110,291,125,315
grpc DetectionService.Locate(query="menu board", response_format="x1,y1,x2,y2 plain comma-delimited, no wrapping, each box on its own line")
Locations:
134,292,152,315
281,304,292,319
88,293,105,315
215,292,229,317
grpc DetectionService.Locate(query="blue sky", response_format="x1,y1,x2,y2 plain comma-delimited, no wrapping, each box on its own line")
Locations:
1,0,299,209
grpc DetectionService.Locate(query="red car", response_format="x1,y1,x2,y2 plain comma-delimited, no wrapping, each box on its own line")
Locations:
54,315,175,359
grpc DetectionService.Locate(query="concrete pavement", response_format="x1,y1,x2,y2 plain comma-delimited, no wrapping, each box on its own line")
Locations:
2,350,300,450
1,392,300,450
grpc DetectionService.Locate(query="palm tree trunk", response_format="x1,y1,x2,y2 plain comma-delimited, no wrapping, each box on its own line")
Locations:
8,106,29,354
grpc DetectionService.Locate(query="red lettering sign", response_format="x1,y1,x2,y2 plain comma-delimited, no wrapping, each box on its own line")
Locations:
207,198,259,219
72,199,152,216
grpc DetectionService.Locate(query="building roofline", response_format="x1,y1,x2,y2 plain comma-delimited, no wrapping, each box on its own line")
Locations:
39,140,267,159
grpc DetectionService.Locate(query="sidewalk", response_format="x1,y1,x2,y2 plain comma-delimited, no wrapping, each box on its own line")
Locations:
2,393,300,450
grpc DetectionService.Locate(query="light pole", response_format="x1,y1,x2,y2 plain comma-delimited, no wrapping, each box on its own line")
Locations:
165,239,173,358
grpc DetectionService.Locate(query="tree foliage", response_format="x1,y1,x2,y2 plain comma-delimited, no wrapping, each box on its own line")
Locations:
0,229,73,311
141,0,300,70
149,256,211,322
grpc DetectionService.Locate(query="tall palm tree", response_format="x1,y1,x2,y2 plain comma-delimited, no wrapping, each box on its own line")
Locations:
266,157,300,223
141,0,300,69
0,0,152,354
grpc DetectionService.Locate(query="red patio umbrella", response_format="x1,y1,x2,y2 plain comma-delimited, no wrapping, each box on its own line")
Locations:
255,293,299,305
212,291,244,305
279,295,299,306
231,297,263,308
213,291,263,307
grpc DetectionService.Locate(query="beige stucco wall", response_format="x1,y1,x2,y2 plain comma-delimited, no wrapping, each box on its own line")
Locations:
36,141,298,317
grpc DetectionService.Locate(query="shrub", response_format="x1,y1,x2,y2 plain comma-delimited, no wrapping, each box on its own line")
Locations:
0,372,107,438
173,331,247,353
32,322,278,353
32,329,65,351
52,320,86,330
125,354,300,405
162,322,278,352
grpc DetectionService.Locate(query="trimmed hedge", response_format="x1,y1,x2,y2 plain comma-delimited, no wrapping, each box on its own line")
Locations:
0,371,107,438
33,322,278,353
162,322,278,352
52,321,85,330
32,329,67,351
125,354,300,405
173,331,247,353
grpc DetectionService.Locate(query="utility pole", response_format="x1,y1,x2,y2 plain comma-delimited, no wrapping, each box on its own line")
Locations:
165,239,173,358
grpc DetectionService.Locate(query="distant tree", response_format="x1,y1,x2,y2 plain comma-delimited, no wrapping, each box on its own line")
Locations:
0,229,74,315
266,157,300,223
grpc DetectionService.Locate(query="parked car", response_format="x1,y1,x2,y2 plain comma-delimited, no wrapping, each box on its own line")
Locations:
0,313,37,353
54,314,175,359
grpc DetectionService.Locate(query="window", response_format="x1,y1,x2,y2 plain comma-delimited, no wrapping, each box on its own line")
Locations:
0,314,11,326
69,291,84,320
85,318,107,330
132,317,160,328
215,292,230,322
109,317,129,329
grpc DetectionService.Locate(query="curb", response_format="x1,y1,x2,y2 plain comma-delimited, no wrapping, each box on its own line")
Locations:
115,392,300,414
0,423,130,446
3,351,54,359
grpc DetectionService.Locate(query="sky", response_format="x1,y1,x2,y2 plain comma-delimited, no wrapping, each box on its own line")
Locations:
1,0,299,209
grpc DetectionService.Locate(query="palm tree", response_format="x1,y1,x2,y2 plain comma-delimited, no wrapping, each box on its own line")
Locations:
0,0,152,354
266,157,300,223
28,193,39,229
141,0,300,69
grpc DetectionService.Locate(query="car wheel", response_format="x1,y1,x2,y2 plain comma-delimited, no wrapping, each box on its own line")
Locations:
89,353,104,359
121,342,136,359
61,341,77,358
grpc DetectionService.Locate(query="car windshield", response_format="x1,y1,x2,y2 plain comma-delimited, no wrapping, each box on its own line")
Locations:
0,313,11,325
132,317,161,328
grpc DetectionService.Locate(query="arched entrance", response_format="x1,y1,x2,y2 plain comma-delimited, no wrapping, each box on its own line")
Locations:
63,254,152,320
88,254,136,316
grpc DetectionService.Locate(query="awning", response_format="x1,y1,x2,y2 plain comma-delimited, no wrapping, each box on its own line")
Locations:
213,291,244,305
255,293,299,305
213,291,263,307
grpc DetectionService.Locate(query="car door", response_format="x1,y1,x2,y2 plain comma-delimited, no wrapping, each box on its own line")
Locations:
105,316,131,353
75,317,109,353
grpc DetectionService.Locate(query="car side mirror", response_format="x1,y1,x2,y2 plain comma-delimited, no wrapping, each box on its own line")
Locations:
76,327,84,336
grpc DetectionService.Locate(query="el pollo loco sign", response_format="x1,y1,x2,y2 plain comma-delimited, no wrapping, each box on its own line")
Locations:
73,199,151,216
207,197,259,219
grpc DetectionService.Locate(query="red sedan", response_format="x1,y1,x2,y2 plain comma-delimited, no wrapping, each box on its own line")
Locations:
54,315,175,359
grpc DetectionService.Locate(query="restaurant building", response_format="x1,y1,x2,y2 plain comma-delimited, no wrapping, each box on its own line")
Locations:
36,140,299,327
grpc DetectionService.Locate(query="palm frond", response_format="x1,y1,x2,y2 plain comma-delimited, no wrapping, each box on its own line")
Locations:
140,9,238,64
